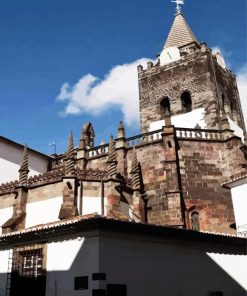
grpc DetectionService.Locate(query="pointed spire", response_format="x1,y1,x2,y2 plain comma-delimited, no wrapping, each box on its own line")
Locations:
164,13,199,49
130,149,141,191
106,135,118,178
117,121,126,138
19,145,29,186
65,131,75,176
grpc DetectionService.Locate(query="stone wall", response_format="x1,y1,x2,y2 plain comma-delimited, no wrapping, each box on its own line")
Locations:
138,48,244,133
178,137,243,233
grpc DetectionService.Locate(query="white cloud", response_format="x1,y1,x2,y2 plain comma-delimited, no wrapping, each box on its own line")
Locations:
237,64,247,128
57,58,152,126
57,53,246,131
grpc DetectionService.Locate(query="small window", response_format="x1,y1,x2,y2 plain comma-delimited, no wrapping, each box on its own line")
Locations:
92,290,106,296
107,284,127,296
191,211,200,231
160,97,171,116
181,91,192,113
167,141,173,148
209,292,223,296
74,276,88,290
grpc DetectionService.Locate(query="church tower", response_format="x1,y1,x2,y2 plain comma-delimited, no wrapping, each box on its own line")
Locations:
138,9,245,136
135,3,247,234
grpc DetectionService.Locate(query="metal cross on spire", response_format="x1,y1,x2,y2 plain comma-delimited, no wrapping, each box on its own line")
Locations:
171,0,184,14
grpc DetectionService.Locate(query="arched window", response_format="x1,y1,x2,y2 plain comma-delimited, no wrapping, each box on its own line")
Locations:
191,212,200,231
160,97,171,116
181,91,192,113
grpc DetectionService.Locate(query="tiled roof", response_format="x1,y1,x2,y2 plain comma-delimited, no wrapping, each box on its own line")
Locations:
0,215,245,249
223,174,247,188
164,13,199,49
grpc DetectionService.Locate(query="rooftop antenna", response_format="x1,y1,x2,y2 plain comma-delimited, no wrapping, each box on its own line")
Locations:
171,0,184,14
49,143,56,155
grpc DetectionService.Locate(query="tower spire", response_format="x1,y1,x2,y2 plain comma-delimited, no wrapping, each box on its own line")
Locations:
163,8,199,50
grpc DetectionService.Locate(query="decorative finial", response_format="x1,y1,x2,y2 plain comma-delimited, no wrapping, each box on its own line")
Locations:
19,145,29,186
106,135,118,178
117,121,126,138
130,149,141,191
65,131,75,176
171,0,184,14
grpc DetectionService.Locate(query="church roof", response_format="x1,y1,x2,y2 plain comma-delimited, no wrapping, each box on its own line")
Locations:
0,214,245,248
164,12,199,49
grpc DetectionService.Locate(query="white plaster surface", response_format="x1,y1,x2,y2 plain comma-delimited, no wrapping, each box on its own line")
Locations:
227,116,244,142
0,140,49,184
149,108,206,131
208,253,247,291
0,250,10,296
231,183,247,230
100,235,247,296
25,196,63,228
0,207,13,235
81,196,107,216
46,237,99,296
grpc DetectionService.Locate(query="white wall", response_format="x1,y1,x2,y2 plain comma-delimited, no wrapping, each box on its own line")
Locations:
231,183,247,231
0,207,13,235
208,253,247,291
81,196,106,216
227,116,244,142
149,108,206,131
0,250,10,296
100,234,247,296
0,141,49,184
46,236,99,296
25,197,63,228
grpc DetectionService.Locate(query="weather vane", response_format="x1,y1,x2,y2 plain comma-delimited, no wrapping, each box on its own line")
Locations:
171,0,184,14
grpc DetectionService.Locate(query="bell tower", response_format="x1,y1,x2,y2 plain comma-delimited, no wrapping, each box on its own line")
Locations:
138,8,245,136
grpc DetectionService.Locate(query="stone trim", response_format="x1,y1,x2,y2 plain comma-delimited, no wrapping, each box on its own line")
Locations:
0,168,108,195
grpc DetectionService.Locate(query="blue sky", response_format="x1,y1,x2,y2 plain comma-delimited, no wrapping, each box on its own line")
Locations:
0,0,246,154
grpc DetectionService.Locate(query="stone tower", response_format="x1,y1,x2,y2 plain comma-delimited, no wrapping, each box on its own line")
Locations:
135,9,247,233
138,12,245,135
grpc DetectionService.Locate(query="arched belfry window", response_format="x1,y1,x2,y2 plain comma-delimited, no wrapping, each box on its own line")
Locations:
160,97,171,116
181,91,192,113
191,212,200,231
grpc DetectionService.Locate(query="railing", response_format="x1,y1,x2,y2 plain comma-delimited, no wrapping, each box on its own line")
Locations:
86,127,227,159
237,224,247,238
176,128,223,140
88,144,109,158
127,129,162,147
